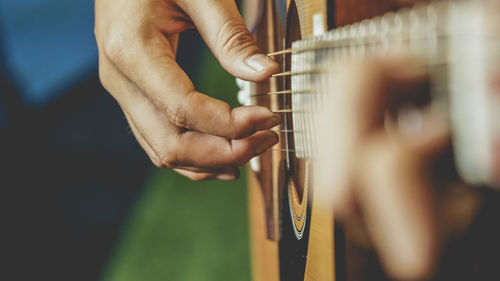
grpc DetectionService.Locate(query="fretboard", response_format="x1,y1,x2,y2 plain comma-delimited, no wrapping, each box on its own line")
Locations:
289,0,500,187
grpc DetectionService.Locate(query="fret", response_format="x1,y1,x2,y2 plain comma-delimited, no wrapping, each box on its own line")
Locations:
288,32,486,56
243,0,500,186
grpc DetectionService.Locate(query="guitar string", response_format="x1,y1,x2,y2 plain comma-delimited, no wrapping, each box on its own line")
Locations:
250,90,314,98
281,49,292,168
266,28,424,154
266,35,500,58
253,60,452,101
265,10,409,155
263,34,452,154
262,2,500,156
268,61,451,78
259,58,453,154
261,54,299,155
262,52,314,157
265,47,344,155
271,148,296,152
262,58,318,156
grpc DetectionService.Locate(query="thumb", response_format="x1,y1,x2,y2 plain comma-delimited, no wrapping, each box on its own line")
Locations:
181,0,279,81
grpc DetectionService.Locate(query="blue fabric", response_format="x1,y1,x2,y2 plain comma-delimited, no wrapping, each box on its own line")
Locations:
0,0,98,107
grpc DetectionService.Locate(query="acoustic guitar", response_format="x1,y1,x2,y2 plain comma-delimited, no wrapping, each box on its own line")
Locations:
237,1,500,280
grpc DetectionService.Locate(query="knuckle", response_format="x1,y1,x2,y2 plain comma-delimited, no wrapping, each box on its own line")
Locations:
101,29,138,66
167,91,197,129
169,103,188,128
103,36,127,63
150,157,164,168
150,152,165,168
220,103,241,139
216,19,258,58
160,155,177,169
155,146,179,169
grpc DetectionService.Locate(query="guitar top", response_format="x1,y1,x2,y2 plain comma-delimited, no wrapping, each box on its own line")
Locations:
240,1,500,281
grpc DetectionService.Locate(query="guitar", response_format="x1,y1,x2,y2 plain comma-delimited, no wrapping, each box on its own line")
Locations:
238,1,500,280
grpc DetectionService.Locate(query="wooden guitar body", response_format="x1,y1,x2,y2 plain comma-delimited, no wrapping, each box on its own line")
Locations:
245,0,500,280
245,1,404,281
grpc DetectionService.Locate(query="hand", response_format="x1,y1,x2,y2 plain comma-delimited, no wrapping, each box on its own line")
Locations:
315,56,451,280
94,0,280,180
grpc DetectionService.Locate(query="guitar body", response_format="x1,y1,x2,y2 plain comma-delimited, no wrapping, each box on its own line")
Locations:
246,1,408,281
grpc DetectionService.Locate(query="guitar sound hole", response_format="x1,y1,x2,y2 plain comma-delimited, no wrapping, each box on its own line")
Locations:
281,0,306,198
278,2,311,281
281,0,308,227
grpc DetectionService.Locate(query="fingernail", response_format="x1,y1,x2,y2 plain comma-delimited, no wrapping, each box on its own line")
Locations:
246,54,278,72
256,114,281,130
216,174,237,181
255,132,279,155
397,105,423,137
398,107,450,142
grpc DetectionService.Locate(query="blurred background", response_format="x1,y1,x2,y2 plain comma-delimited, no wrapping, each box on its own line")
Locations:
0,1,251,281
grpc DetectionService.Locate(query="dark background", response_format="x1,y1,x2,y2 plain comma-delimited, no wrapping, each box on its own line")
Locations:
0,1,251,280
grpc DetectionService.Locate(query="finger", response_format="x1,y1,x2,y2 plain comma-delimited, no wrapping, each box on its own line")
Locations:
99,57,179,165
354,118,449,280
314,56,428,214
126,101,241,179
314,55,441,279
173,166,240,176
124,88,279,169
172,130,279,168
396,108,451,156
126,109,242,177
337,56,428,133
102,28,279,139
357,136,437,280
180,0,279,81
174,168,239,181
123,109,161,164
99,56,279,168
174,169,218,181
99,53,166,164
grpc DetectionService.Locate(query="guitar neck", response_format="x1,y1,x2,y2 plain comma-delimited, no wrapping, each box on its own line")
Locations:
287,0,500,188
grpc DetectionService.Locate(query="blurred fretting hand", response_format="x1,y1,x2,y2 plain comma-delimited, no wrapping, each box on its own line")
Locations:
94,0,280,180
315,56,454,281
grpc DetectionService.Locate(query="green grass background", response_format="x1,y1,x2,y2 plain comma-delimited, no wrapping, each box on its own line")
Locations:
102,47,252,281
